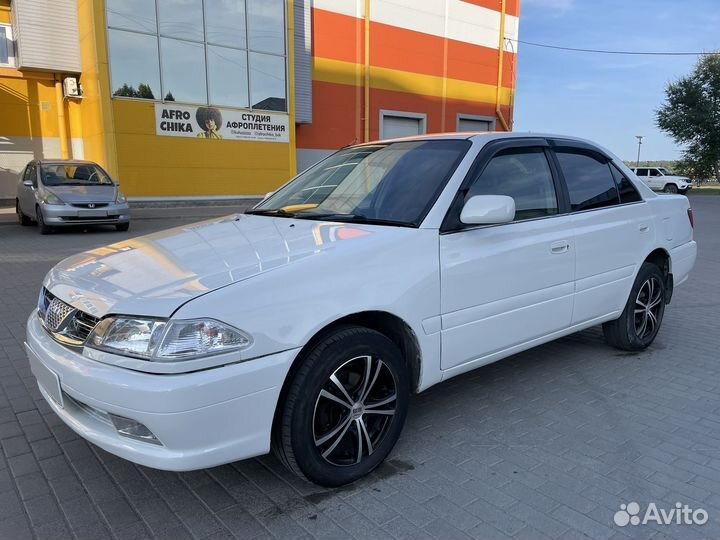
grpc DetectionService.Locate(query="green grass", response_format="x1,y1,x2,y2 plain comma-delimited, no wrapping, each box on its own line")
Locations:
689,187,720,196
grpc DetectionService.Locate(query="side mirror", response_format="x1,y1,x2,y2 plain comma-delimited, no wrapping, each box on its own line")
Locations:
23,180,33,187
460,195,515,225
264,191,274,200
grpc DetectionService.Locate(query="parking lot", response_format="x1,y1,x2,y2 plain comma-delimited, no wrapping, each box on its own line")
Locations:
0,196,719,540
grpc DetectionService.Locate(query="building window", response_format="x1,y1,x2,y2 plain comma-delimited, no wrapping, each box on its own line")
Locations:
380,110,427,139
0,24,16,67
457,115,495,132
105,0,287,112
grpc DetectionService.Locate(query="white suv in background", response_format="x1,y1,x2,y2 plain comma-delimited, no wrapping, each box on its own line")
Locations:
631,166,692,194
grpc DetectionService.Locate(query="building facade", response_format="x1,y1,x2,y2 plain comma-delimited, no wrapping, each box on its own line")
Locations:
0,0,519,200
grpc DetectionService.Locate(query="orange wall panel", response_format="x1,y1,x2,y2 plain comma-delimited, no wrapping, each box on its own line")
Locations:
297,81,509,150
296,81,362,150
313,10,517,90
313,9,364,65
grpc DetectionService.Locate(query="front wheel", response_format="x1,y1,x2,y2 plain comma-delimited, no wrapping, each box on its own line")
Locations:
36,207,52,235
116,222,130,232
603,262,666,351
273,326,410,486
663,183,679,194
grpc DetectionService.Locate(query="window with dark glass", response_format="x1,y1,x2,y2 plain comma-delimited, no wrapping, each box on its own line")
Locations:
252,140,470,226
610,165,642,204
0,24,15,66
467,148,559,221
634,168,648,176
556,151,620,211
106,0,287,111
649,168,661,176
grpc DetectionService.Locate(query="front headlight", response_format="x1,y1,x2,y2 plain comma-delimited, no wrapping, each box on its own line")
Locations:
87,317,251,361
42,191,64,205
116,191,127,203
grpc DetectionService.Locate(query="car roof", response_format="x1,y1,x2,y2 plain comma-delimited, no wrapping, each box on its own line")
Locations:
358,131,612,148
36,160,100,166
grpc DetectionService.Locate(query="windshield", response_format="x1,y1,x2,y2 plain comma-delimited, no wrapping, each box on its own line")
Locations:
40,164,114,186
251,140,470,226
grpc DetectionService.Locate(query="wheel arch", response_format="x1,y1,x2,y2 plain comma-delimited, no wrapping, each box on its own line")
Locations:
644,247,671,275
271,310,422,434
642,247,673,303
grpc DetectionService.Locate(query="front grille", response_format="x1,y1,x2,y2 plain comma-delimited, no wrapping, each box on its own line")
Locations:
45,297,74,331
61,216,116,222
71,203,109,209
39,288,101,346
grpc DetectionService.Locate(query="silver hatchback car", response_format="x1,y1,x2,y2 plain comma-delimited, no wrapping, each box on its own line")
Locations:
16,160,130,234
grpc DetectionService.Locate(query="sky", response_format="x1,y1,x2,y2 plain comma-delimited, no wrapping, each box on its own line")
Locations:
513,0,720,161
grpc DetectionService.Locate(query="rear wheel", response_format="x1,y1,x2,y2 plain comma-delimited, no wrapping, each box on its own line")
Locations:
16,201,32,226
36,207,52,235
663,183,679,194
273,326,410,486
603,262,666,351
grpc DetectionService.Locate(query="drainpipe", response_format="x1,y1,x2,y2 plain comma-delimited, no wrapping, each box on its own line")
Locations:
54,76,70,159
495,0,510,132
363,0,371,142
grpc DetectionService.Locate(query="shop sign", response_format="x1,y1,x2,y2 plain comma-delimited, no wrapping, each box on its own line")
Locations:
155,104,289,143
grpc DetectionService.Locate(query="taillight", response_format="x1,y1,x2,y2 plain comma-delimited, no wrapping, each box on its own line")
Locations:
687,208,695,229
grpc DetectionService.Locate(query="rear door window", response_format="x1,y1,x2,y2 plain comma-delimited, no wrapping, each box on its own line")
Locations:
610,165,642,203
555,150,620,212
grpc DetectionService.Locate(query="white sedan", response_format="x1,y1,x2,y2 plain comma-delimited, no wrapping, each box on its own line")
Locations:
25,133,697,486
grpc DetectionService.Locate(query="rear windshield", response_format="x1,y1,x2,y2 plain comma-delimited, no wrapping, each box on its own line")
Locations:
40,164,114,186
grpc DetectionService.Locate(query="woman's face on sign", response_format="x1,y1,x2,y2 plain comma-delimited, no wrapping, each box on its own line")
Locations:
206,118,217,130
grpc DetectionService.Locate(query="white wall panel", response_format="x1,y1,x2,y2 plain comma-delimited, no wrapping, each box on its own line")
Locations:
313,0,519,52
12,0,81,72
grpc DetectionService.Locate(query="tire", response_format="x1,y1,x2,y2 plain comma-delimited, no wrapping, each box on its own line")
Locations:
36,206,52,235
273,326,410,487
663,183,679,194
116,222,130,232
16,201,32,226
603,262,666,351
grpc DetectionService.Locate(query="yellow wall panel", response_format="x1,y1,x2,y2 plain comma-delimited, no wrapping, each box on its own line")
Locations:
313,57,512,107
112,100,294,197
75,0,118,175
0,75,60,137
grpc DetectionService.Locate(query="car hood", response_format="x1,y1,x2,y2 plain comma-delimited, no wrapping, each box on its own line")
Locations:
45,184,117,203
664,176,690,182
44,214,392,318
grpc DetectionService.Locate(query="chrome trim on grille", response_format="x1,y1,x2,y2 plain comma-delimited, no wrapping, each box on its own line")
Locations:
38,288,100,347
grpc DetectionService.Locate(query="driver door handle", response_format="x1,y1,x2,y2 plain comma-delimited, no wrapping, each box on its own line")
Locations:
550,240,570,254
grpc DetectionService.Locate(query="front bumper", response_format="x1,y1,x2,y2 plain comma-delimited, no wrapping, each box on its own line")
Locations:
25,312,298,471
41,202,130,226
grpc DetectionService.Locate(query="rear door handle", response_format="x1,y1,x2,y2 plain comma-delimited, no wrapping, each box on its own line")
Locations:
550,241,570,254
639,223,650,232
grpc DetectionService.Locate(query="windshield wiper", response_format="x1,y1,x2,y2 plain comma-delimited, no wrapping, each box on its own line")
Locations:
295,213,414,227
245,208,297,218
